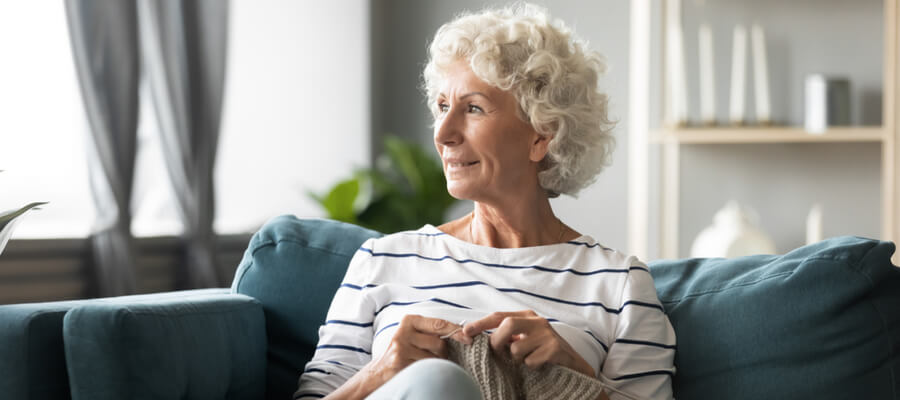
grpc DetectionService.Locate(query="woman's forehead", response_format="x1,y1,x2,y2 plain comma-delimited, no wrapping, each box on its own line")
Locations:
437,61,501,98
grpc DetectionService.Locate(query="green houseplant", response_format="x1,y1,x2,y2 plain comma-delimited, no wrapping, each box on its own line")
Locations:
0,170,47,256
310,136,457,234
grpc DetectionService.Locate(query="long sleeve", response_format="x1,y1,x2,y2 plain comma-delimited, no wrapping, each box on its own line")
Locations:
600,257,677,400
294,239,378,399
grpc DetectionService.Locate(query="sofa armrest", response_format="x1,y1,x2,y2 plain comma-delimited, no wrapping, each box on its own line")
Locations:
63,292,266,400
0,288,229,400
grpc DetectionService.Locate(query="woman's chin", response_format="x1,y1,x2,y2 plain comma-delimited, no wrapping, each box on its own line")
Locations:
446,183,478,201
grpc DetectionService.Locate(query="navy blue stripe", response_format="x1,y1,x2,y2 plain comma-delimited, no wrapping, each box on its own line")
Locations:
611,370,675,380
415,280,661,312
615,338,677,350
566,241,614,251
545,318,609,353
316,344,371,355
621,300,665,313
359,247,637,276
325,360,345,366
401,280,663,313
584,329,610,353
326,319,373,328
411,281,485,290
374,297,471,316
303,368,331,375
375,321,400,338
340,283,378,291
349,279,663,315
630,265,651,273
294,393,326,399
401,231,447,237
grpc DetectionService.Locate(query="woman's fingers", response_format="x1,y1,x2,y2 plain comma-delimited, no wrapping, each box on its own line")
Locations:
402,314,462,337
394,314,465,354
460,311,596,376
406,330,449,358
489,315,549,353
463,310,537,336
403,340,443,362
508,333,544,363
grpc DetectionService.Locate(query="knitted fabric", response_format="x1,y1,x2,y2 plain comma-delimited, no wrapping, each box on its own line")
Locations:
447,334,608,400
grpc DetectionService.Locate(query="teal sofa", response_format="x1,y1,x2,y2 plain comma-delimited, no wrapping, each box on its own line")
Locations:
2,215,899,399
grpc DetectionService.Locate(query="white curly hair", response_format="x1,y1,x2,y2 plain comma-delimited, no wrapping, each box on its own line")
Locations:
422,3,616,197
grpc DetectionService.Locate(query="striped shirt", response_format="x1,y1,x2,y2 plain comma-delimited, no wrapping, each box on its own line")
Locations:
295,225,676,400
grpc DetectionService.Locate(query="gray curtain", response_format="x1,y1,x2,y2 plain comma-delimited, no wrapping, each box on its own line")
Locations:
65,0,140,296
138,0,229,288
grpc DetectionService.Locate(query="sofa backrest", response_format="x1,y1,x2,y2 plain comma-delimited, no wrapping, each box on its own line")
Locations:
234,215,900,400
651,236,900,399
231,215,381,400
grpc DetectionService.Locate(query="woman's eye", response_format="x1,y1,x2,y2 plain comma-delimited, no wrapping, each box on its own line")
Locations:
468,104,483,113
437,103,449,113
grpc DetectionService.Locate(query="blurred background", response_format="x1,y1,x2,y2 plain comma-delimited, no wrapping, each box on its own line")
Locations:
0,0,889,303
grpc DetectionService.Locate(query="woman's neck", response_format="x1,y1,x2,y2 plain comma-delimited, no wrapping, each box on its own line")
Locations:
448,191,576,248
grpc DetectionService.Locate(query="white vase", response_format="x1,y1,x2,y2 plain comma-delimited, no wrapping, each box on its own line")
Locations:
690,201,776,258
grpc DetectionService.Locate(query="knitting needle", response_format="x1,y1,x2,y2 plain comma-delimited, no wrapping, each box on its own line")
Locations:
439,320,466,339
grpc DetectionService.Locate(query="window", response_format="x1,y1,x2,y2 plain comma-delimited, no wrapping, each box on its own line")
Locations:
1,1,371,239
0,2,94,238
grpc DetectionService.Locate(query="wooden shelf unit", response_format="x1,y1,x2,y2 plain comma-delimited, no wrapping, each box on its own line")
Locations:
627,0,899,262
651,126,886,144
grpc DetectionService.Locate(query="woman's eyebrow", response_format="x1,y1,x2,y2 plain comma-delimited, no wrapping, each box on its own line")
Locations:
437,92,491,101
459,92,490,101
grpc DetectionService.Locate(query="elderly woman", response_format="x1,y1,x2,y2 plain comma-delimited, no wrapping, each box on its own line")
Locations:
296,4,675,400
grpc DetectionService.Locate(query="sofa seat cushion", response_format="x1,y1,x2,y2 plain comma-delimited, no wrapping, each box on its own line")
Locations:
0,288,228,400
649,236,900,399
63,292,265,400
231,215,382,399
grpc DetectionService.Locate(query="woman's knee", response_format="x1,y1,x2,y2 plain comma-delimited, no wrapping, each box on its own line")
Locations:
373,358,481,399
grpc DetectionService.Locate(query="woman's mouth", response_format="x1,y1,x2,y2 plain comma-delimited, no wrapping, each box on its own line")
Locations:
447,161,479,168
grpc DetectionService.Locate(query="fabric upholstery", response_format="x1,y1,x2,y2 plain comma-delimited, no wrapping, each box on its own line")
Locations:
650,236,900,399
233,216,900,399
231,215,382,399
9,215,890,400
63,292,265,400
0,288,227,400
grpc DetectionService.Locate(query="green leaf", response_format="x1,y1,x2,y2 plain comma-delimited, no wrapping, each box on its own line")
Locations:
384,137,425,194
319,179,360,223
0,202,48,230
305,136,458,232
0,202,48,256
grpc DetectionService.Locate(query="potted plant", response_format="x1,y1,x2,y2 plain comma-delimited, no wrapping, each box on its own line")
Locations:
0,170,47,256
309,136,457,234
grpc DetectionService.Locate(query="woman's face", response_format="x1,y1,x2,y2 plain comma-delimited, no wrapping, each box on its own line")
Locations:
433,60,549,203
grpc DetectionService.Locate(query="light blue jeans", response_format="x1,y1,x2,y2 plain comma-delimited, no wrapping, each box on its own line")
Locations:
366,358,483,400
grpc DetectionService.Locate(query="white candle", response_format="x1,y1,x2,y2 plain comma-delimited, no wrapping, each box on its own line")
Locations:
806,203,823,245
751,24,771,124
665,0,688,126
698,23,716,125
729,25,747,125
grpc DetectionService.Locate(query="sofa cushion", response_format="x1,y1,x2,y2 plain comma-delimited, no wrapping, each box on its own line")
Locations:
649,236,900,399
231,215,382,400
63,292,265,400
0,288,228,400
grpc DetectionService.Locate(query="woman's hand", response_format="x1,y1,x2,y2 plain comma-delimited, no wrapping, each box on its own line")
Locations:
328,314,464,399
462,310,596,378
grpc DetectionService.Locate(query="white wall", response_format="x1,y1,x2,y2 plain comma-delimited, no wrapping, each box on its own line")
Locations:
216,0,371,233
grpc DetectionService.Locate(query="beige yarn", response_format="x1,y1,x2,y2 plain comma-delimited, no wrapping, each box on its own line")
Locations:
447,334,608,400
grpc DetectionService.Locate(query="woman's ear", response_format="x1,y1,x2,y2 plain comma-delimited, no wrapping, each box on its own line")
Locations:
529,133,551,162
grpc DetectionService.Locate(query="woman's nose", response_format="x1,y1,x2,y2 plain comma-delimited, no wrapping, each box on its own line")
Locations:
434,109,463,147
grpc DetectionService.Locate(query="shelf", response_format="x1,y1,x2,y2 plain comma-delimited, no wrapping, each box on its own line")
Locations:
651,126,886,144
